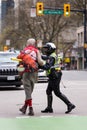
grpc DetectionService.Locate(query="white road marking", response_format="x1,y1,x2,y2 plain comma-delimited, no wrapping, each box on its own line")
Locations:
16,114,79,119
16,116,30,118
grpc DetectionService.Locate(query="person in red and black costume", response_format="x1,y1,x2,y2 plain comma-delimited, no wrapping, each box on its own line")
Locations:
18,38,44,116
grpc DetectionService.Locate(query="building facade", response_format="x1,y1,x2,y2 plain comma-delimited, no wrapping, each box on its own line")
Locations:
76,26,87,70
76,26,84,69
0,0,14,33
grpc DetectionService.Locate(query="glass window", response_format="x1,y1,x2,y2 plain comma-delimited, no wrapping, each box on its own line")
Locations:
0,53,19,64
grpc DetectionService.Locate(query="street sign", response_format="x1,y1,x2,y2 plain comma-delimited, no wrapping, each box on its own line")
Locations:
30,8,36,17
37,40,42,48
6,39,10,46
44,10,63,15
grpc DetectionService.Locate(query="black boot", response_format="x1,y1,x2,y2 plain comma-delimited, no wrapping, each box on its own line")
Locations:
41,95,53,113
28,107,34,116
41,107,53,113
57,93,76,113
19,105,27,114
65,104,76,114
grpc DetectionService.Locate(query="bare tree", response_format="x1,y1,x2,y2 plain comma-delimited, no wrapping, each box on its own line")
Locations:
0,0,84,51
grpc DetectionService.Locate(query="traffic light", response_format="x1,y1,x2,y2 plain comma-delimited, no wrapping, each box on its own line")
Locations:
36,2,44,16
4,46,8,51
64,4,70,17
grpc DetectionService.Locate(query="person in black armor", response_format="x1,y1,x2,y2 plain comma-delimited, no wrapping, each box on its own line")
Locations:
41,42,76,114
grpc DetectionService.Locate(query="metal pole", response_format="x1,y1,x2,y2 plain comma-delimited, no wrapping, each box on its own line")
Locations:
84,0,87,69
33,0,36,6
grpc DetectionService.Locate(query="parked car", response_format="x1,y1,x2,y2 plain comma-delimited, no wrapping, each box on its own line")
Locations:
0,51,22,87
37,69,48,82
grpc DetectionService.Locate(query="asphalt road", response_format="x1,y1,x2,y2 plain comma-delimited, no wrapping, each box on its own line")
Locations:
0,70,87,130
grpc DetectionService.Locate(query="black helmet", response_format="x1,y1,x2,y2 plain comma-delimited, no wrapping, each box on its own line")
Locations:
43,42,56,55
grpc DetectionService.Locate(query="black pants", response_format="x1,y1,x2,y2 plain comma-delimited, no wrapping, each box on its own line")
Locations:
46,78,71,107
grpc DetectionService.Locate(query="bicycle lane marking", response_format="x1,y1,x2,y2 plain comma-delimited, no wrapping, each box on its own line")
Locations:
0,116,87,130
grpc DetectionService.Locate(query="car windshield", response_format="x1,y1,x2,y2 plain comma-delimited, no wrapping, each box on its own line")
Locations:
0,53,19,64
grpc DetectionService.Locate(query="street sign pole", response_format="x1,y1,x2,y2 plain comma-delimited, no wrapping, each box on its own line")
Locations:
84,0,87,69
